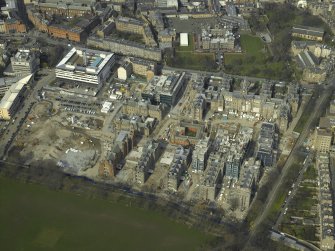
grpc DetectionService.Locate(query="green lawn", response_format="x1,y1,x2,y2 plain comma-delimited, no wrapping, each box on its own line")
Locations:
279,162,319,242
240,34,264,53
166,51,217,72
303,164,317,180
176,34,195,52
0,177,213,251
224,34,287,80
112,30,145,44
281,224,318,242
166,34,218,71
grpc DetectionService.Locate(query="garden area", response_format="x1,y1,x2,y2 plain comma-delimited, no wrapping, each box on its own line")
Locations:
279,164,319,242
224,34,288,80
225,3,334,81
166,34,218,72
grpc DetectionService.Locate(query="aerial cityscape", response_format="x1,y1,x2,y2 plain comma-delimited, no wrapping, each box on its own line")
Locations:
0,0,335,250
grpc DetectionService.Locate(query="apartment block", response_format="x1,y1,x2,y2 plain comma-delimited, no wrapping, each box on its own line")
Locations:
0,74,33,120
122,99,167,120
200,153,223,201
191,138,210,173
314,128,332,153
135,140,162,184
128,57,157,80
10,49,40,76
167,146,191,191
256,122,278,167
115,16,145,34
141,72,186,106
88,36,162,61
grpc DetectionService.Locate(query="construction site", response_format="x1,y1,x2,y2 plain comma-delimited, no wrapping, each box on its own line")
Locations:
11,101,101,175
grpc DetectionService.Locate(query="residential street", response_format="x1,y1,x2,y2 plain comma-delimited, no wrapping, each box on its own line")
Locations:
246,75,335,245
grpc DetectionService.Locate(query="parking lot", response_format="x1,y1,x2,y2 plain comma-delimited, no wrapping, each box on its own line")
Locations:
168,17,234,33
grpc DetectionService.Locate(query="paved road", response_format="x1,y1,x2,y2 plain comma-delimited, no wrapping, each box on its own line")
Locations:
163,65,275,82
246,76,335,246
102,102,122,135
0,72,56,159
270,230,321,251
0,31,82,48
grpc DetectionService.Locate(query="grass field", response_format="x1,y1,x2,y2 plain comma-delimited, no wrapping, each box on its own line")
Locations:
166,34,217,71
240,34,264,52
224,34,287,79
176,35,195,52
0,177,213,251
167,51,216,71
303,164,317,180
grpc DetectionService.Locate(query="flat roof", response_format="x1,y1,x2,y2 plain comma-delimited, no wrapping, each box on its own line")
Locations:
56,47,114,75
292,25,325,37
0,74,32,110
180,33,188,46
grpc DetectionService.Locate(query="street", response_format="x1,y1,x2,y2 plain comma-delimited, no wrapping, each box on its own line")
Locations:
163,65,276,83
246,75,335,245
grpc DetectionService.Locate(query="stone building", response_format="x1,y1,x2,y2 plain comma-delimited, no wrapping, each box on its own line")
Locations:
37,1,94,18
27,8,49,33
200,153,223,201
115,16,145,34
4,17,26,33
96,19,115,38
141,72,187,106
302,67,327,83
128,57,157,80
0,74,33,120
135,140,161,184
200,28,235,51
49,25,86,42
191,94,206,121
256,122,278,168
234,158,261,211
167,146,191,191
292,25,324,41
87,36,162,61
191,138,210,173
170,121,205,146
122,99,167,120
314,128,332,153
158,28,176,49
113,114,156,136
98,160,115,178
10,48,40,76
99,130,135,178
